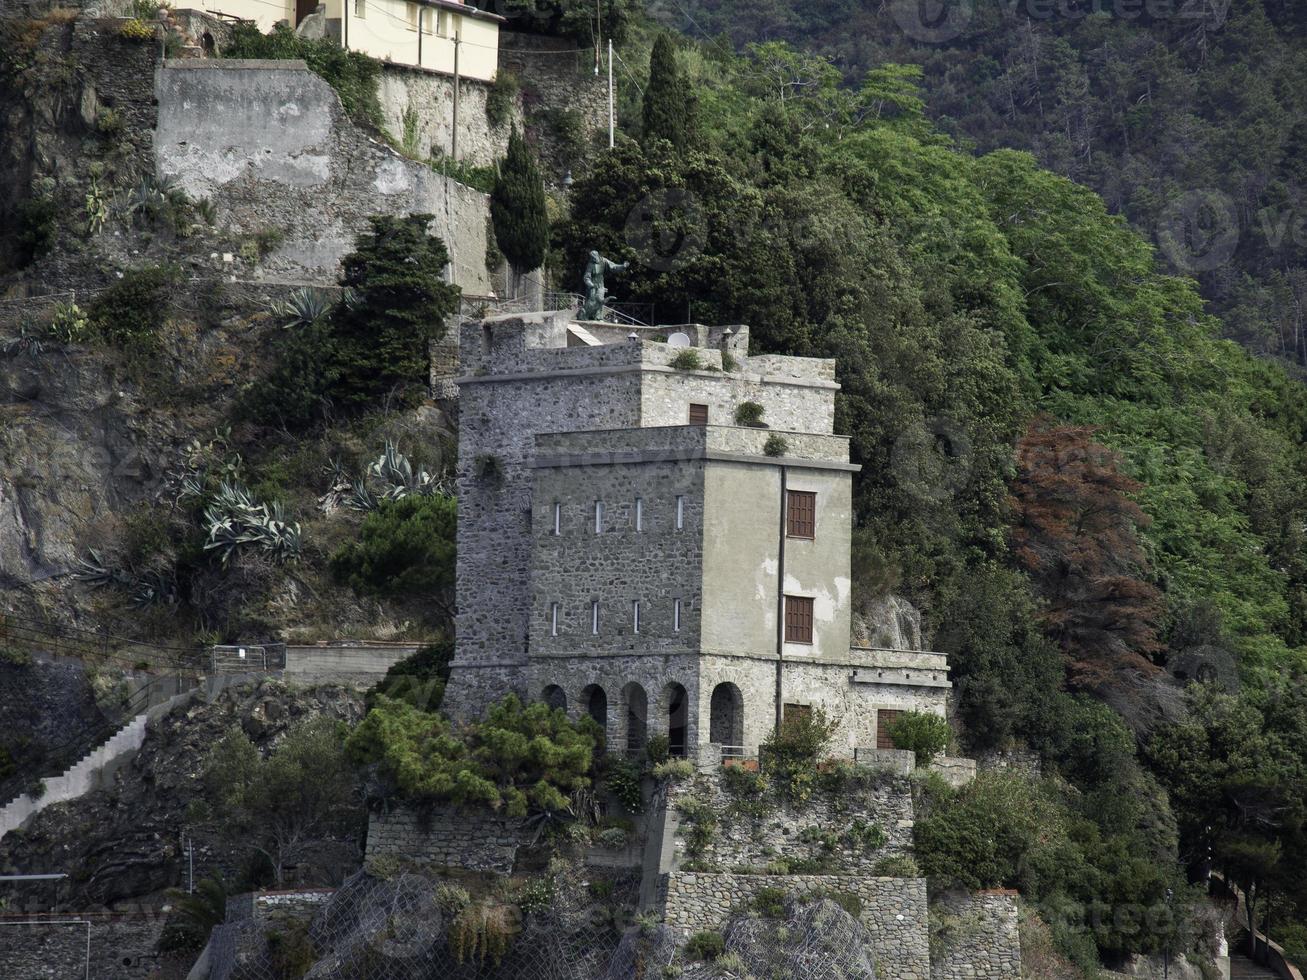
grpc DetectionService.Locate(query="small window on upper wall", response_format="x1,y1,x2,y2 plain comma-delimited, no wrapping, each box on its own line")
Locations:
595,500,605,534
632,600,641,633
551,602,560,636
675,495,685,530
405,2,418,30
784,595,814,644
786,490,816,539
635,497,643,532
353,0,365,18
591,600,600,635
673,598,682,632
689,403,709,426
552,502,561,536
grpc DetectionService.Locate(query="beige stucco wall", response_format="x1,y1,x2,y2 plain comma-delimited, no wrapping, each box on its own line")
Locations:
700,461,852,664
199,0,498,80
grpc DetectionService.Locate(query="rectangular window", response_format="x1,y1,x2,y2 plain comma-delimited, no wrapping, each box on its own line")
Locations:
689,403,709,426
635,497,643,532
786,490,816,539
632,600,641,633
552,502,561,536
877,709,906,751
784,595,814,644
591,600,600,635
675,495,685,530
673,598,682,632
594,500,605,534
353,0,364,17
405,2,418,30
551,602,560,636
784,703,813,726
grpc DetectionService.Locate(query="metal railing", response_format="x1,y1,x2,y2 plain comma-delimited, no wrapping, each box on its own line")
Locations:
209,643,286,674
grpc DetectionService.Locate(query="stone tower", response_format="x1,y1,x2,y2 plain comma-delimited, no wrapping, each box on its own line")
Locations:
443,311,950,760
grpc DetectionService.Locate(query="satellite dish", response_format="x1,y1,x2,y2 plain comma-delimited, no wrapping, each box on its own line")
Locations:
667,332,691,348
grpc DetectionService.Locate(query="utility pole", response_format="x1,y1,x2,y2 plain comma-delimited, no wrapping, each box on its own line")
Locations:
451,33,461,162
608,38,614,149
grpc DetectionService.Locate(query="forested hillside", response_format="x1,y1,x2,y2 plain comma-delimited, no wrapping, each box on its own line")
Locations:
650,0,1307,369
548,20,1307,968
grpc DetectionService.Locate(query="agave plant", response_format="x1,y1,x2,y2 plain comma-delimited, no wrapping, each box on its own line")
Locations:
130,568,178,608
268,287,336,329
317,459,353,514
203,481,301,565
73,549,132,588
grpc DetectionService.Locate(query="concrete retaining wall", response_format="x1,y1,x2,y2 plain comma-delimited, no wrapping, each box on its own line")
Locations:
154,60,492,292
0,913,167,980
282,643,418,686
661,872,930,980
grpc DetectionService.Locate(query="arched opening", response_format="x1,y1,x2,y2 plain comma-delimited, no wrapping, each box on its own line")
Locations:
664,682,688,758
623,682,648,756
709,682,744,749
583,684,608,735
542,684,567,712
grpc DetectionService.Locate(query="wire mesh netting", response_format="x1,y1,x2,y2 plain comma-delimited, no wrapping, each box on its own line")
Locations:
207,868,644,980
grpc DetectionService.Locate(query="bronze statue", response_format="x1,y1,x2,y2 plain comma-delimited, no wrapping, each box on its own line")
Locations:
580,250,628,321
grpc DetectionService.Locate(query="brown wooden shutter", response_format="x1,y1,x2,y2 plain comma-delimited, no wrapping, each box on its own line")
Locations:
784,595,814,643
877,709,906,750
689,403,709,426
786,490,816,538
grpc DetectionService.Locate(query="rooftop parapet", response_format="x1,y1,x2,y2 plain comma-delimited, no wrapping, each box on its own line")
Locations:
457,312,836,387
530,424,855,469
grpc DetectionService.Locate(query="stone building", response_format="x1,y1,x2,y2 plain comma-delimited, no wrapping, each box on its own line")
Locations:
443,311,952,759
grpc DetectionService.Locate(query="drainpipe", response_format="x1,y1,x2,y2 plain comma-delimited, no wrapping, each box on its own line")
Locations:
775,464,787,732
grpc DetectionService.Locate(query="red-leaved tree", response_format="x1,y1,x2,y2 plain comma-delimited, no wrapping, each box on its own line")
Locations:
1009,418,1163,687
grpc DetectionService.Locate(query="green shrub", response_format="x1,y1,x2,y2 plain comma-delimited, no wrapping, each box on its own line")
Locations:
646,733,670,764
752,886,786,917
651,758,693,782
684,930,724,961
16,193,57,266
486,71,519,128
762,434,788,457
367,638,453,711
241,316,337,431
602,756,645,813
449,902,514,966
431,149,498,194
806,888,862,919
733,401,765,426
330,495,456,600
873,854,920,877
760,707,836,802
721,764,768,798
676,794,717,854
346,694,600,816
266,920,315,978
670,349,702,371
88,264,179,349
222,23,382,129
46,302,89,344
887,711,951,767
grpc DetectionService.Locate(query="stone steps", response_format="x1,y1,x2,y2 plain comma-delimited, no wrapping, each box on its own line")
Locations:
1229,955,1279,979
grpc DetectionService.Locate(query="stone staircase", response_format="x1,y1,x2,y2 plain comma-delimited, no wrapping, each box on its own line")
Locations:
1230,954,1280,978
0,687,196,839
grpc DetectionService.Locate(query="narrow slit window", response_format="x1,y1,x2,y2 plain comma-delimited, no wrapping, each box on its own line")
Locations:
675,495,685,530
784,595,814,644
551,602,560,636
591,600,600,635
673,598,682,632
553,502,561,536
353,0,365,17
595,500,605,534
632,600,641,633
635,497,643,532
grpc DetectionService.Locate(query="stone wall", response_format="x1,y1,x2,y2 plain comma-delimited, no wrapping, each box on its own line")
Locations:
0,912,167,980
930,890,1022,979
661,872,930,980
376,66,520,168
226,888,335,923
365,806,526,873
154,61,492,293
668,767,915,874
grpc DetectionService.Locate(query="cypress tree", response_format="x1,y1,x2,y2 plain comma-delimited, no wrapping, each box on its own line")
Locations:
642,34,696,149
490,126,549,290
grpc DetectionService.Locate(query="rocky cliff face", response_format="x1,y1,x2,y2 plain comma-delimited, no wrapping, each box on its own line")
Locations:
0,679,366,910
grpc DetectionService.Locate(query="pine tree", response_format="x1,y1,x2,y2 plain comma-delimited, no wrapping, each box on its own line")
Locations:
642,34,697,150
490,126,548,293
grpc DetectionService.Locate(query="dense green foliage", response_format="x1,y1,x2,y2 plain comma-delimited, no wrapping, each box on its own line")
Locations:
642,35,698,149
330,495,457,600
759,706,836,802
473,0,638,44
222,23,382,130
14,192,56,268
346,694,600,817
87,264,180,349
491,127,549,276
368,638,454,713
659,0,1307,372
885,711,950,766
203,716,357,885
